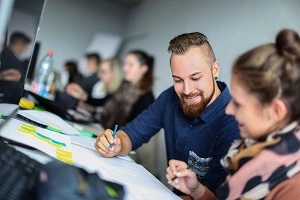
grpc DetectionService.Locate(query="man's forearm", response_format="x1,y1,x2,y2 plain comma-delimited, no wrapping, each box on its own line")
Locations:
117,130,133,156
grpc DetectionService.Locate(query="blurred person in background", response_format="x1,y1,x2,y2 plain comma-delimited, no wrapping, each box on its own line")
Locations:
74,57,123,117
61,60,82,87
0,31,31,103
100,50,155,129
66,52,101,99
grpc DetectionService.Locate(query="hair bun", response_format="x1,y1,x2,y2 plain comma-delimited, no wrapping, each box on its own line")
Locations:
276,29,300,60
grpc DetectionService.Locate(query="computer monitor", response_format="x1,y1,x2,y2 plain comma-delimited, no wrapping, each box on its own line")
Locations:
0,0,46,131
0,0,46,104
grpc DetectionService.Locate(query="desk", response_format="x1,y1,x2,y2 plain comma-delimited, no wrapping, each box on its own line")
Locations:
1,118,180,200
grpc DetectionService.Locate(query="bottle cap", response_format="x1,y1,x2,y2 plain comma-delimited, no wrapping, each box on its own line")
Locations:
47,50,54,56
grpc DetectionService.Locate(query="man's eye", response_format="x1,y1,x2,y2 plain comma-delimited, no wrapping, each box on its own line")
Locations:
191,77,200,81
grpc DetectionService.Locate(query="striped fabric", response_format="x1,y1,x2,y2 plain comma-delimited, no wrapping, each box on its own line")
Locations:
216,122,300,200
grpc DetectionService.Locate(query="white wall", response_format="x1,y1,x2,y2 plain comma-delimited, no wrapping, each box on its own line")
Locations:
121,0,300,185
36,0,129,74
122,0,300,95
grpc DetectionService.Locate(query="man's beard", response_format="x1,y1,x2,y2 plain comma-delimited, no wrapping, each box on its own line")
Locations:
179,82,215,118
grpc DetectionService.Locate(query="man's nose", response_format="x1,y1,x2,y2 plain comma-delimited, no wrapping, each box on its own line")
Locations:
183,81,192,95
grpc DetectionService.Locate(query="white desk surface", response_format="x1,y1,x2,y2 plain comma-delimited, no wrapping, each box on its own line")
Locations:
14,140,179,200
1,117,179,200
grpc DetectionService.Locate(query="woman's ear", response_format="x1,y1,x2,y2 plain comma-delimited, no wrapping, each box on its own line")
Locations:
270,99,288,122
141,65,149,75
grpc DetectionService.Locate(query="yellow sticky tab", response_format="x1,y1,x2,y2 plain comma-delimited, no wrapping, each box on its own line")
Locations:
56,154,74,165
56,148,72,157
48,142,64,148
21,123,36,131
19,128,35,135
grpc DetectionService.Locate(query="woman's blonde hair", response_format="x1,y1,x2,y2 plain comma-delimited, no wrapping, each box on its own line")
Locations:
103,57,123,94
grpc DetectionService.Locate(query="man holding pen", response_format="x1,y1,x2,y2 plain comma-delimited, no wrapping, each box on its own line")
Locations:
94,32,239,196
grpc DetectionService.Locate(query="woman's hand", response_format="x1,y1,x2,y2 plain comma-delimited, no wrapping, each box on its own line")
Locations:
66,83,88,101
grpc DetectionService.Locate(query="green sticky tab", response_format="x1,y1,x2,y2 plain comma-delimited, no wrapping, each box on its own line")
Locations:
79,130,94,138
0,113,2,119
47,125,62,133
33,105,45,110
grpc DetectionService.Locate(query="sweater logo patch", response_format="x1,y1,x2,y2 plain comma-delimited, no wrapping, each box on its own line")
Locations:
188,151,212,180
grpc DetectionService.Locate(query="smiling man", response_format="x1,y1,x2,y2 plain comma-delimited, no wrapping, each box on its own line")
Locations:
95,32,240,195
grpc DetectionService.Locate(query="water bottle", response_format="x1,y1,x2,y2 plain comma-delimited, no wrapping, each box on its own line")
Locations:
31,50,54,97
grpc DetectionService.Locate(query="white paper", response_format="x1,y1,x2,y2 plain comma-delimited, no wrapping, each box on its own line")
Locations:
70,135,133,162
18,110,80,135
0,118,73,160
71,146,180,200
0,103,19,116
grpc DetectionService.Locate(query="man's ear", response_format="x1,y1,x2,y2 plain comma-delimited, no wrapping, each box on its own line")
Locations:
270,99,288,122
212,61,220,79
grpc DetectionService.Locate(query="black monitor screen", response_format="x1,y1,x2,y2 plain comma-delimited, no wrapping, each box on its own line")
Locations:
0,0,46,104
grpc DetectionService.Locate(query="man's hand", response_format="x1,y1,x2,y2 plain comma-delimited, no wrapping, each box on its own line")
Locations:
0,69,21,81
66,83,88,101
166,159,207,199
94,129,121,157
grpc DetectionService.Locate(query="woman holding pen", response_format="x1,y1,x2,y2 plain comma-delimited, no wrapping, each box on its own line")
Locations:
166,29,300,199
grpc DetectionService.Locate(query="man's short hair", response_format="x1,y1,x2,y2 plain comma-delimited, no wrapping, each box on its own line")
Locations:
168,32,216,65
85,52,101,65
9,31,31,45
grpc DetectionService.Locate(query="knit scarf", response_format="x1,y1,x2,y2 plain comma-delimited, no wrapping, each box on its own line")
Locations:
100,81,140,129
216,122,300,200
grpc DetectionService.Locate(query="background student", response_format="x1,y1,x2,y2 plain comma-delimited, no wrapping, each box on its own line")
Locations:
75,57,123,116
62,60,82,86
66,52,101,99
0,31,31,103
94,32,240,195
166,29,300,200
100,50,155,129
0,69,21,82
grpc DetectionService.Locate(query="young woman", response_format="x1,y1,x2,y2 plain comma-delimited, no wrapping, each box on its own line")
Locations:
100,50,155,129
166,29,300,199
69,57,123,110
63,61,82,85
